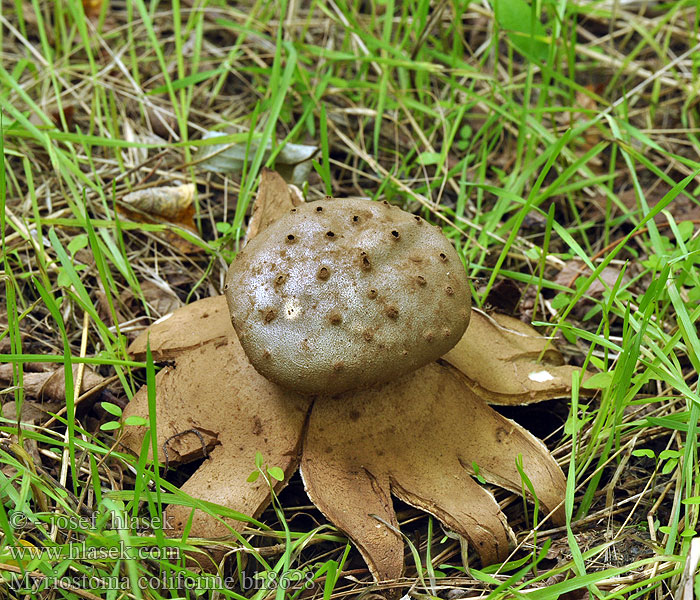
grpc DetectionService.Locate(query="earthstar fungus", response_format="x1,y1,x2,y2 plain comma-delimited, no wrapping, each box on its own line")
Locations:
122,170,582,584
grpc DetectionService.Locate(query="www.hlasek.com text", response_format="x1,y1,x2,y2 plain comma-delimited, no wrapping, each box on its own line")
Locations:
8,540,179,562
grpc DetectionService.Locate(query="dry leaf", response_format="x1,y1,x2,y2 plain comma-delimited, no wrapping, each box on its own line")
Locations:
28,105,76,131
139,280,183,317
41,365,105,403
443,310,587,404
2,401,50,424
82,0,103,18
575,86,599,113
0,366,53,400
554,259,629,297
144,104,176,139
95,290,125,329
196,131,318,185
118,183,202,254
0,364,104,404
120,184,196,227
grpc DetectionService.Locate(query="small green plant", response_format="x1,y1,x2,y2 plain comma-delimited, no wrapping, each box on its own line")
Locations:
99,401,147,432
631,447,682,477
55,233,89,289
247,451,285,484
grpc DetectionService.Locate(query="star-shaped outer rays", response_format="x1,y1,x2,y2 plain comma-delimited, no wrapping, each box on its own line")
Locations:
120,168,586,582
122,292,583,582
301,359,567,581
122,296,312,542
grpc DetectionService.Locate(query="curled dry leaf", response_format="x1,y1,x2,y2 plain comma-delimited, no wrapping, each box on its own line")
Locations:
443,310,588,404
41,365,105,403
144,103,176,139
138,280,183,317
120,183,196,226
82,0,102,18
196,132,318,185
27,105,76,131
0,365,53,405
2,401,49,425
1,365,105,474
554,259,629,298
118,183,201,254
0,364,104,406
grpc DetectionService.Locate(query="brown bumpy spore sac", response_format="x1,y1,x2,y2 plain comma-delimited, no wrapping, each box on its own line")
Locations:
225,198,471,394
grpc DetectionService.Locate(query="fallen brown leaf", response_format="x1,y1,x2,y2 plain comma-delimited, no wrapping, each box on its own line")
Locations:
117,183,202,254
0,364,104,405
41,365,105,403
0,366,53,401
28,105,76,131
554,259,629,297
2,400,50,425
82,0,103,18
139,280,183,317
121,184,196,225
